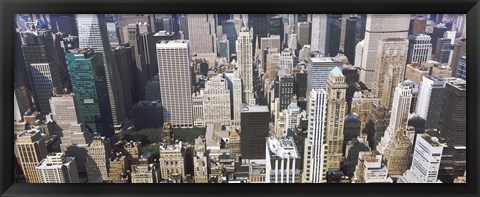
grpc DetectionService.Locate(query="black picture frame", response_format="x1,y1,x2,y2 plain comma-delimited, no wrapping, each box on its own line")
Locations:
1,0,479,197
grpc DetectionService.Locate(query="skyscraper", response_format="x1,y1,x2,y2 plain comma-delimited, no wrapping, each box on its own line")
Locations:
398,134,443,183
438,78,466,182
156,40,193,127
371,38,409,108
187,14,216,55
376,83,412,154
307,55,343,93
277,69,295,112
19,30,62,114
310,14,327,55
415,76,447,130
303,89,328,183
66,48,111,135
344,16,359,65
30,62,62,113
77,14,126,129
15,130,48,183
268,16,284,46
407,34,432,65
240,105,270,160
36,153,80,183
297,22,311,47
358,14,410,88
236,28,255,105
324,67,348,171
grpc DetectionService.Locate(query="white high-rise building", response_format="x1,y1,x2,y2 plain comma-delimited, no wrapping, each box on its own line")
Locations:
285,100,300,132
77,14,126,126
36,152,80,183
303,89,328,183
310,14,327,55
415,75,447,122
354,40,364,67
376,83,412,154
265,137,301,183
359,14,410,88
224,70,242,127
203,74,231,126
352,151,393,183
30,62,62,114
187,14,216,55
407,34,432,65
157,40,193,127
236,28,255,105
398,134,444,183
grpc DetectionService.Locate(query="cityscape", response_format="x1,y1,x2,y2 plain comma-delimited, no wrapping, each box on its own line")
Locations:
13,14,466,184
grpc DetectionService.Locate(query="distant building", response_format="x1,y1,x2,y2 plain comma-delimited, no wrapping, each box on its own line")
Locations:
307,55,343,93
456,55,466,80
187,14,216,55
265,137,301,183
297,22,311,47
407,34,432,65
36,152,80,183
358,14,410,88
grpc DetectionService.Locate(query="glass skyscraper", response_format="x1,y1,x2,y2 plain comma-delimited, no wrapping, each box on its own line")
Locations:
66,48,111,135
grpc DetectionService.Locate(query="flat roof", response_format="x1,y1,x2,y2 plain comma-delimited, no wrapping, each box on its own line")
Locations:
241,105,269,113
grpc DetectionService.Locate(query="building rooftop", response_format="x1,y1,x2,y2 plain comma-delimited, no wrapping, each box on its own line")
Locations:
446,78,466,90
156,40,188,45
241,105,269,113
267,137,299,159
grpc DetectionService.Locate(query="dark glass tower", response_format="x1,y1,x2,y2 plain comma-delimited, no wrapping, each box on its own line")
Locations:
66,48,111,136
240,105,270,160
344,16,359,65
327,14,342,57
437,79,466,183
268,16,284,46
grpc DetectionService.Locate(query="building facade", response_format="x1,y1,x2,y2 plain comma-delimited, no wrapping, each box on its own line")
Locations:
303,89,328,183
156,40,193,127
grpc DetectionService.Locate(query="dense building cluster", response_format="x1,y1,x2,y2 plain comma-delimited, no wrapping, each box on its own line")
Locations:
13,13,466,183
